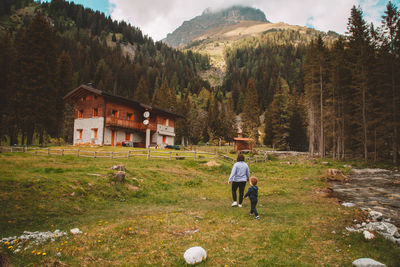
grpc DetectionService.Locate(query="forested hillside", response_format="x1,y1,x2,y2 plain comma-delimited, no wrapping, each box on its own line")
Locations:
0,0,210,145
224,2,400,163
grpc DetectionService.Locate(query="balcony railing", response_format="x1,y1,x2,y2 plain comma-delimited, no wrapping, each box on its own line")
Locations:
157,124,175,136
105,117,156,131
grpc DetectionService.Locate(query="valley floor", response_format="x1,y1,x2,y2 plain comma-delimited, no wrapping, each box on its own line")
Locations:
0,152,399,266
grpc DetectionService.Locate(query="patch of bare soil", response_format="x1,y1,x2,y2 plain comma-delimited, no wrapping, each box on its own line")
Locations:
204,161,221,167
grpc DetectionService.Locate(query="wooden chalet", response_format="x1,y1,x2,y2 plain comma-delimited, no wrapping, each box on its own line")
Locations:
63,84,182,147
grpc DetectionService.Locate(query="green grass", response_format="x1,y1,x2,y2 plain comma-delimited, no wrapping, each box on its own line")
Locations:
0,152,399,266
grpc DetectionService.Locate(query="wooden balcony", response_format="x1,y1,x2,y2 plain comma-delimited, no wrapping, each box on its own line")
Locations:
105,117,156,131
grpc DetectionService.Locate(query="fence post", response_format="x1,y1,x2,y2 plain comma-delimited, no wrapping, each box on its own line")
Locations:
35,148,38,155
169,151,172,160
194,150,197,160
147,149,150,160
62,149,64,156
127,151,130,158
215,151,218,160
11,147,13,153
94,151,97,159
48,148,50,155
111,151,113,159
77,149,80,157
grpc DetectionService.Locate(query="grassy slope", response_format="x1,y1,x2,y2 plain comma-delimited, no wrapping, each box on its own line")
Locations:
0,152,399,266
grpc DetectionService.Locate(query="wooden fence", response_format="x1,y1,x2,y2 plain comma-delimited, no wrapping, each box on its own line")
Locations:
0,146,267,164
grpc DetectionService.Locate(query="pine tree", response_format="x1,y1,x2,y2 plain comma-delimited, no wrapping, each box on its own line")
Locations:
241,78,260,143
303,36,328,157
222,96,237,144
328,37,349,159
56,51,74,140
175,91,191,145
347,5,373,162
288,88,308,151
382,1,400,164
133,76,150,104
268,76,291,150
0,31,16,145
16,12,57,144
152,77,170,109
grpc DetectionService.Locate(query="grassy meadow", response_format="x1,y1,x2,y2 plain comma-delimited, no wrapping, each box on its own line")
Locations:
0,150,399,266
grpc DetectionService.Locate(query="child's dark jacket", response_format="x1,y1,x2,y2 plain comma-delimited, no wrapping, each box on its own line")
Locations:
244,185,258,200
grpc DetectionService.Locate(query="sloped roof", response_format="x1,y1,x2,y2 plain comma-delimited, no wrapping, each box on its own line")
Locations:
64,84,183,118
234,138,253,141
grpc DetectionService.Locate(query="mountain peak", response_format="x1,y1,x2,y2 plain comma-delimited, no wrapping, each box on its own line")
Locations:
163,6,269,47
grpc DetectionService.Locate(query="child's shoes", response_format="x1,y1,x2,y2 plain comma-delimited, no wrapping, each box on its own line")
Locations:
255,216,260,220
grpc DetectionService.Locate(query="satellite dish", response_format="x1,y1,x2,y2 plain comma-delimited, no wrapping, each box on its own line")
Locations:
143,111,150,118
143,119,149,125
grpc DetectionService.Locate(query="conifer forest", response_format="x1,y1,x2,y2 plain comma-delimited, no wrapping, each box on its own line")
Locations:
0,0,399,164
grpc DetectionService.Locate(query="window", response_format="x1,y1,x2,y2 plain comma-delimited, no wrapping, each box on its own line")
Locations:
78,110,83,118
77,129,83,139
94,95,98,100
112,110,119,118
92,128,98,139
127,113,133,121
162,136,166,143
93,108,98,117
125,132,130,141
162,118,167,126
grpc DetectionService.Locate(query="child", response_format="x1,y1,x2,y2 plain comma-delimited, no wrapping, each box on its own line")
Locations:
244,176,259,219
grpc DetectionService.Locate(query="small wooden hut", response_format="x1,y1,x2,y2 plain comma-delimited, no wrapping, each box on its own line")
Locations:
234,137,253,152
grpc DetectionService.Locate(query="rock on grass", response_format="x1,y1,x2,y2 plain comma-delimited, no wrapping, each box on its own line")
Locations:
184,246,207,265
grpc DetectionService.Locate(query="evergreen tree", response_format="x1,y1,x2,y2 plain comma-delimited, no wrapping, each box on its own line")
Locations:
241,78,260,143
304,36,329,157
133,76,150,104
288,88,308,151
56,51,74,139
152,77,170,109
16,12,57,144
382,1,400,164
347,5,373,162
222,96,237,144
268,77,291,150
175,91,191,145
0,31,16,145
328,37,349,159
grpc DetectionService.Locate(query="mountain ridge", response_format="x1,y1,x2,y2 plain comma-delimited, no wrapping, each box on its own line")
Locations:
162,6,269,47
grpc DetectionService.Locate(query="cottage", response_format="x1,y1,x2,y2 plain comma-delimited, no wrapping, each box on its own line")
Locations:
63,84,182,148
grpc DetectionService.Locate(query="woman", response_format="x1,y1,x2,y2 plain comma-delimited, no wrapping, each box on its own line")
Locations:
228,153,250,207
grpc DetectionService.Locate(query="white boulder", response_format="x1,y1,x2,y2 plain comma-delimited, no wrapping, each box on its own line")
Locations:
184,246,207,265
352,258,386,267
342,202,356,208
368,211,383,221
363,230,375,240
70,228,83,235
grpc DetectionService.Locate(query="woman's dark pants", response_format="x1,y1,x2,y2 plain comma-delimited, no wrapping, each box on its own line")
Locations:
232,181,246,204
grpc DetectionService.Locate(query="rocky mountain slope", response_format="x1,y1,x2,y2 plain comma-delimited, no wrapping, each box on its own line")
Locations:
162,6,269,48
163,6,339,87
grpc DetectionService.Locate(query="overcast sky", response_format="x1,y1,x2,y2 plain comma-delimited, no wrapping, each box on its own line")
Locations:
60,0,394,41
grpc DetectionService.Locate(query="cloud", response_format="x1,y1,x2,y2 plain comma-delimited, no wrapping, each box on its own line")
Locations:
109,0,389,41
